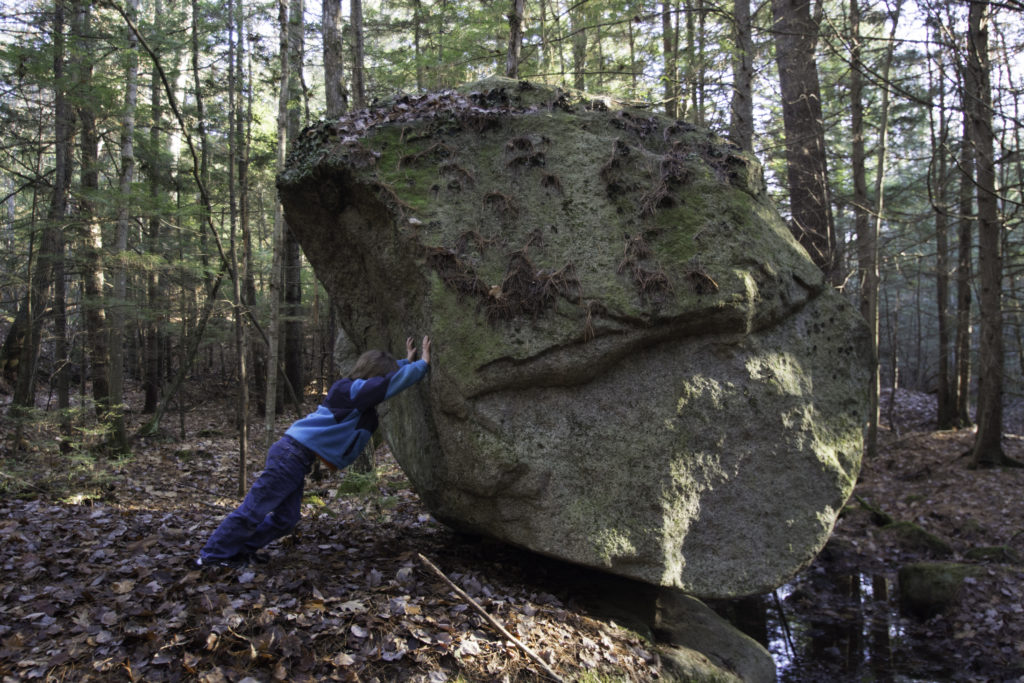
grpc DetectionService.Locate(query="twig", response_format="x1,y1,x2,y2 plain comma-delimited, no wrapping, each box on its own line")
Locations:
417,553,564,683
772,589,796,657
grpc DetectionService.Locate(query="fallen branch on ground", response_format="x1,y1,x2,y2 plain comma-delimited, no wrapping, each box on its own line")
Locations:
417,552,564,683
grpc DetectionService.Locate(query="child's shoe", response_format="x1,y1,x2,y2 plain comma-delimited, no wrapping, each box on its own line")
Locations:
247,552,271,565
195,555,248,569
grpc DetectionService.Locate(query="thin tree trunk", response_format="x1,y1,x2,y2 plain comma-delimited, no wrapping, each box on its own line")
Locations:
413,0,424,90
110,0,140,450
266,0,290,449
685,0,701,125
283,0,305,407
729,0,753,151
506,0,525,78
351,0,365,108
73,0,112,425
849,0,878,457
885,284,900,435
661,2,678,117
323,0,347,117
570,1,587,91
53,225,70,449
242,8,259,425
143,0,165,415
228,0,249,495
627,2,637,97
930,25,955,430
191,0,212,290
955,117,974,428
967,0,1014,467
867,1,901,441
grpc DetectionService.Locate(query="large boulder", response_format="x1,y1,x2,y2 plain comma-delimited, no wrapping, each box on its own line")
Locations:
278,78,871,599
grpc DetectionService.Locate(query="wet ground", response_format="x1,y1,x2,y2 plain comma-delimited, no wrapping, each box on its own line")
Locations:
722,568,956,682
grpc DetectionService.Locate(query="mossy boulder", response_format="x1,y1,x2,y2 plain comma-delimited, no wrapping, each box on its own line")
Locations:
881,521,954,557
898,562,985,617
278,78,871,599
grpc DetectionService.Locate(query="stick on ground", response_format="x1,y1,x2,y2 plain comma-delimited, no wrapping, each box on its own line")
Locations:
417,553,564,683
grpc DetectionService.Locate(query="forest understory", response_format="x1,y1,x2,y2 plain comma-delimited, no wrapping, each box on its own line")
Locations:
1,384,1023,682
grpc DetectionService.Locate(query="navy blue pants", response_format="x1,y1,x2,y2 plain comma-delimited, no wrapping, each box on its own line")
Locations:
200,435,316,562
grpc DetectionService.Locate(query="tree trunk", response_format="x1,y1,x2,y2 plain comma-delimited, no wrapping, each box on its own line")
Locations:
143,0,166,415
848,0,878,457
966,0,1013,467
229,0,249,495
284,0,305,407
49,8,71,444
505,0,525,79
683,0,699,124
661,2,678,118
866,1,900,445
53,214,70,448
14,2,72,412
770,0,838,283
73,0,112,423
413,0,424,91
729,0,753,151
323,0,347,117
241,6,259,423
110,0,140,450
266,0,290,449
930,25,955,430
351,0,366,108
955,116,974,428
190,0,211,288
570,1,587,91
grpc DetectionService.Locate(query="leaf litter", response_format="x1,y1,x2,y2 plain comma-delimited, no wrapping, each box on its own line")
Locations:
2,387,1023,681
0,392,655,682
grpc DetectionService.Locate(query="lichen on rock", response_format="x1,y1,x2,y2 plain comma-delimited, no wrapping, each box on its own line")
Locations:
278,77,871,599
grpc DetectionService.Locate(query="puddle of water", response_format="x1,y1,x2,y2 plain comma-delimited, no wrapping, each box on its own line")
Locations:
714,570,954,682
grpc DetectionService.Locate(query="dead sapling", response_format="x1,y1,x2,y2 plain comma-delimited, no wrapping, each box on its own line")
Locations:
540,172,564,195
459,111,502,134
483,191,519,220
600,139,636,198
398,142,455,169
439,160,475,191
454,229,496,256
524,227,545,249
617,232,673,302
373,181,415,217
638,147,690,218
611,110,658,138
581,300,608,341
486,251,579,323
505,135,547,171
424,246,489,301
685,258,719,295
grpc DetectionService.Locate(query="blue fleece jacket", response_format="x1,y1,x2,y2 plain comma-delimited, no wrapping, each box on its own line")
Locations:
285,359,429,469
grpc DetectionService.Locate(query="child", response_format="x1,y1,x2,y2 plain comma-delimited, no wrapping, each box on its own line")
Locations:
197,335,432,568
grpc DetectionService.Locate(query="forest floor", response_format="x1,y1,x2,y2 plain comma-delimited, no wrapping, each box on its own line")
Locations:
0,385,1023,682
